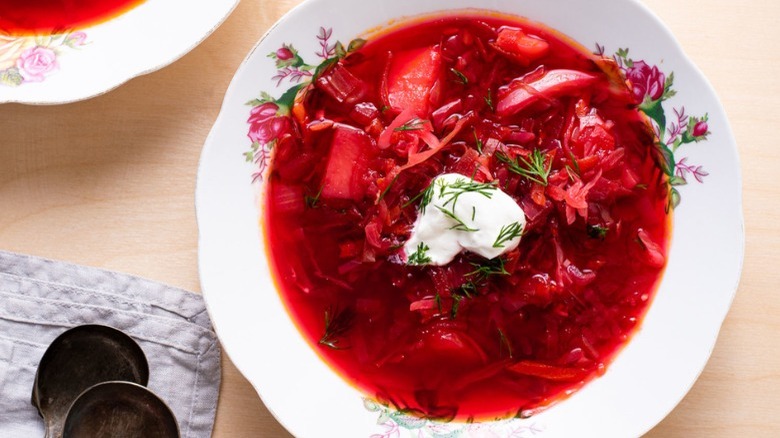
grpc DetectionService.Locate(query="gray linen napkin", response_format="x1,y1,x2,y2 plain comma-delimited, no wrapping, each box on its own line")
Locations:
0,250,220,438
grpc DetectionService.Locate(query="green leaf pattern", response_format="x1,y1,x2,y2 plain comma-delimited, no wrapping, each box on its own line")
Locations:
602,45,712,210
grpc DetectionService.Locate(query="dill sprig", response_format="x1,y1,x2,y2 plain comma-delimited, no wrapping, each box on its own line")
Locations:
377,173,400,204
567,150,582,177
449,257,513,319
304,185,324,208
435,206,479,232
450,294,464,319
497,149,552,186
319,306,355,350
473,129,484,155
438,177,497,210
402,180,436,212
407,242,432,265
405,177,496,218
484,88,494,112
450,68,469,85
449,258,510,319
435,178,495,232
466,257,510,283
493,221,524,248
450,280,479,319
498,328,514,358
394,117,427,132
587,224,609,240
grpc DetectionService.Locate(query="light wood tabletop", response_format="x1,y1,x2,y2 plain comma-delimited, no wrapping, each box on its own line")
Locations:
0,0,776,436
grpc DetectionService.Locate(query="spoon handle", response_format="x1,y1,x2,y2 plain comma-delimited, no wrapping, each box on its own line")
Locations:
44,417,61,438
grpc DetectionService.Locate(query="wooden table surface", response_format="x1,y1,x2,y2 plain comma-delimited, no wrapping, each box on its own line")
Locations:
0,0,776,436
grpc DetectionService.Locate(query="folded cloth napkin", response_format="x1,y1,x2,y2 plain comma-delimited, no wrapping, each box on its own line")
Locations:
0,250,221,438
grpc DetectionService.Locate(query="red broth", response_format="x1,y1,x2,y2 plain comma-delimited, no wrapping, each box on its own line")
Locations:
265,13,670,420
0,0,145,36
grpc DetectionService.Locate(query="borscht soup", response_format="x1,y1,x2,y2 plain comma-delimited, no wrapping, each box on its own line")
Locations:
264,12,670,420
0,0,145,35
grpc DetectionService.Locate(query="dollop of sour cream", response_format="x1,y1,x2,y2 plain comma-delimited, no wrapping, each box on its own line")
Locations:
404,173,527,266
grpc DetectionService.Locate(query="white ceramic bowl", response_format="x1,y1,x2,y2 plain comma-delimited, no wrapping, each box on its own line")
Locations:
0,0,238,104
197,0,743,436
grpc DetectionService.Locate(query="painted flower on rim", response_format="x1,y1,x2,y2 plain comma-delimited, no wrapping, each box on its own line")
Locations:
625,60,665,102
692,120,708,138
600,45,712,210
64,32,88,48
16,46,58,82
247,101,293,145
0,35,34,71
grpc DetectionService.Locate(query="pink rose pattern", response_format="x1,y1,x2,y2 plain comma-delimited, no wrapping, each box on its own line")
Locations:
247,102,293,145
596,44,712,210
16,47,58,82
245,27,364,182
625,60,665,102
0,31,86,87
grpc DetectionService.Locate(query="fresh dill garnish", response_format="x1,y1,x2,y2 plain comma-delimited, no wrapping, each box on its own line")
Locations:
587,224,609,240
402,180,436,212
498,328,514,358
377,173,400,204
407,242,432,265
466,257,510,283
471,206,476,221
567,150,582,176
394,117,426,132
319,306,355,350
484,88,494,112
435,292,443,313
438,177,497,210
406,177,496,224
304,185,324,208
473,129,484,155
450,68,469,85
564,165,578,182
496,149,552,186
493,221,524,248
420,182,436,212
458,281,477,298
451,294,463,319
436,205,479,232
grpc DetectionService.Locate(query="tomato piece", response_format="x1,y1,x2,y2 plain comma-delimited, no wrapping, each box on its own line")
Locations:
386,45,443,115
496,69,597,117
491,26,549,65
320,124,375,200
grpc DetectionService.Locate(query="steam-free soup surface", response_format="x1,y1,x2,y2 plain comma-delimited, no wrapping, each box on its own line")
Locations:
264,13,670,420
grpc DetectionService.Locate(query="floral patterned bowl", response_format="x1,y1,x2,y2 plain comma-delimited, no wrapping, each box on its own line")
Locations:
0,0,237,104
196,0,743,436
